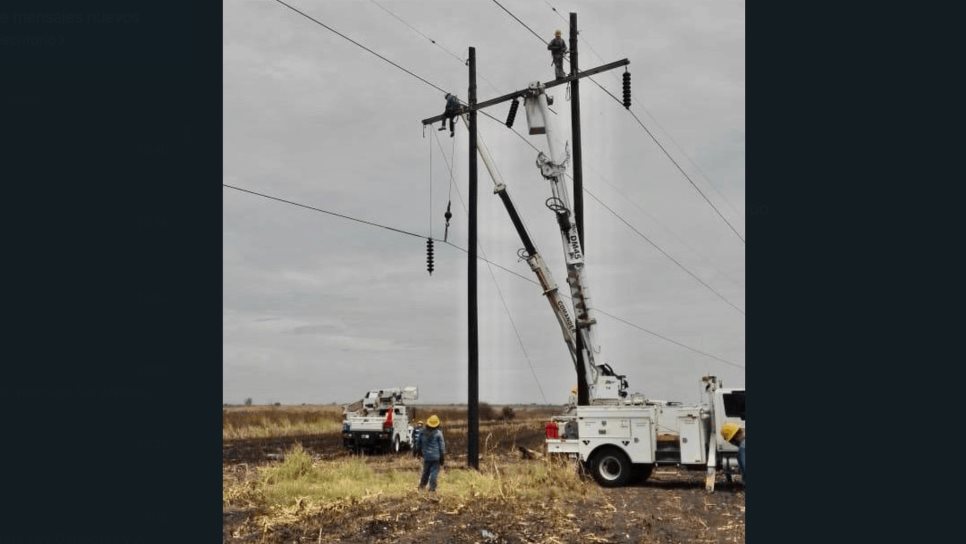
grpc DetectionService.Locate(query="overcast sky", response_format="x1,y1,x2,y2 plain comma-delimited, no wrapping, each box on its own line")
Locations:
223,0,744,406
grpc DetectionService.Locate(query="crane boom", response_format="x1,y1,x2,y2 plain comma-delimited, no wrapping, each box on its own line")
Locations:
523,82,628,402
461,115,579,371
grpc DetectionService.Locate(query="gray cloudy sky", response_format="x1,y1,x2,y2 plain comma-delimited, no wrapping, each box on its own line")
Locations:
223,0,744,406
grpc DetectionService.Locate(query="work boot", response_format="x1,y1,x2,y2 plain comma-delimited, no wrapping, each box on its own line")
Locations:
450,131,454,138
438,125,446,131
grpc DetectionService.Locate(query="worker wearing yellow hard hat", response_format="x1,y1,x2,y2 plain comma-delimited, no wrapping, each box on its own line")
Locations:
720,422,745,483
416,414,446,494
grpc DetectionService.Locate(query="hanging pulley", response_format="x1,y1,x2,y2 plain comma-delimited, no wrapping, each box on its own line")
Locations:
443,200,453,242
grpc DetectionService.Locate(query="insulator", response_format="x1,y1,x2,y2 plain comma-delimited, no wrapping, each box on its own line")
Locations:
505,98,520,127
622,71,631,109
444,201,453,225
426,238,435,275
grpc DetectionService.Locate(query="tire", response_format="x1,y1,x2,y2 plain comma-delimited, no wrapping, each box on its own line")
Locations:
393,435,401,454
589,447,633,487
633,463,654,483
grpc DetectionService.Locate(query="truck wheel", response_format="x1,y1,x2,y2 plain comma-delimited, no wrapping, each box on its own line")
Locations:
589,447,632,487
393,435,401,454
633,463,654,483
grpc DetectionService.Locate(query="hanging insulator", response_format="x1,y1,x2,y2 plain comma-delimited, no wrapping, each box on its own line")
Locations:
622,71,632,109
426,238,435,275
505,98,520,127
443,201,452,242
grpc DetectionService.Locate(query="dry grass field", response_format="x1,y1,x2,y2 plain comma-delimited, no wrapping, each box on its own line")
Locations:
223,405,745,543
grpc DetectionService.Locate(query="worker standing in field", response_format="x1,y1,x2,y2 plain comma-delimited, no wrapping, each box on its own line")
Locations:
548,29,568,79
416,414,445,494
411,420,425,458
720,422,745,484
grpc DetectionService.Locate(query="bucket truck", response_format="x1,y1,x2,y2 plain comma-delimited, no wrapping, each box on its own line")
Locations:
341,387,418,454
469,82,745,490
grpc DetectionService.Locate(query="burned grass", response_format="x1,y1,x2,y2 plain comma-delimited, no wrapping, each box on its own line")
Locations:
223,407,745,542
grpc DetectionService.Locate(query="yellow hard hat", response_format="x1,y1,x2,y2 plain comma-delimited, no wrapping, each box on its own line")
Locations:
570,386,577,395
555,29,562,36
720,422,741,442
417,420,424,425
426,415,441,428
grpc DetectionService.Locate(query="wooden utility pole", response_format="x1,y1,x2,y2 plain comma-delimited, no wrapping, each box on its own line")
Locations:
418,43,629,451
569,12,590,407
466,46,480,470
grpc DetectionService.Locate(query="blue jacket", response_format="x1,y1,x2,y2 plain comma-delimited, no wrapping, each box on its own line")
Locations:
417,428,445,461
445,95,460,114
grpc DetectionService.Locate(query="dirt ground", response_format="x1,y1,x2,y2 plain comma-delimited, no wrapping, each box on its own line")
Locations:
224,422,745,543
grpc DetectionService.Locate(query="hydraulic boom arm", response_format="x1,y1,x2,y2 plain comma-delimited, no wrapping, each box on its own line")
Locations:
462,115,579,371
522,82,628,402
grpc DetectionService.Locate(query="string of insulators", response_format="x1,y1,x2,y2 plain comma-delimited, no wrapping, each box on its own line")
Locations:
622,70,632,109
426,238,435,275
505,98,520,127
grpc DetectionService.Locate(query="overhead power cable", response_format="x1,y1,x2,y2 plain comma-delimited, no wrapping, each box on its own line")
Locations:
271,0,449,94
587,82,746,243
224,183,427,239
555,18,745,222
369,0,465,65
491,0,547,44
585,189,745,315
224,183,742,369
489,0,746,244
369,0,502,95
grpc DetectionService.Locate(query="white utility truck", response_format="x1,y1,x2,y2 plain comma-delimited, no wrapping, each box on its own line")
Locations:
466,79,745,490
341,387,418,454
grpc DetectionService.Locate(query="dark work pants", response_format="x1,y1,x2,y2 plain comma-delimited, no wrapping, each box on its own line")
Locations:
419,459,441,491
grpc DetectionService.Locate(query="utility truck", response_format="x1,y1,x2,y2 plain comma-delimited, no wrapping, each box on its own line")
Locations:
466,79,745,490
341,387,418,454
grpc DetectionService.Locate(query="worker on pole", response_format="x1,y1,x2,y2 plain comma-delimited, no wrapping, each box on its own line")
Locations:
439,93,460,137
548,29,568,79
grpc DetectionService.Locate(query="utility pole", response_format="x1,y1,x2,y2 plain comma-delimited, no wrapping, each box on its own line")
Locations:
419,46,628,431
569,12,589,407
466,46,480,470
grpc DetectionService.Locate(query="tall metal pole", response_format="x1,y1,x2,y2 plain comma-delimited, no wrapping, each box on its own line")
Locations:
569,13,590,407
467,46,480,470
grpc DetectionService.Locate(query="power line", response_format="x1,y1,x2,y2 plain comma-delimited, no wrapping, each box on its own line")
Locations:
271,0,449,95
534,3,744,222
369,0,503,95
585,189,745,315
369,0,465,65
594,309,744,369
489,0,745,244
542,0,569,25
587,81,746,243
492,0,548,45
223,183,427,239
586,171,745,290
224,183,742,369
